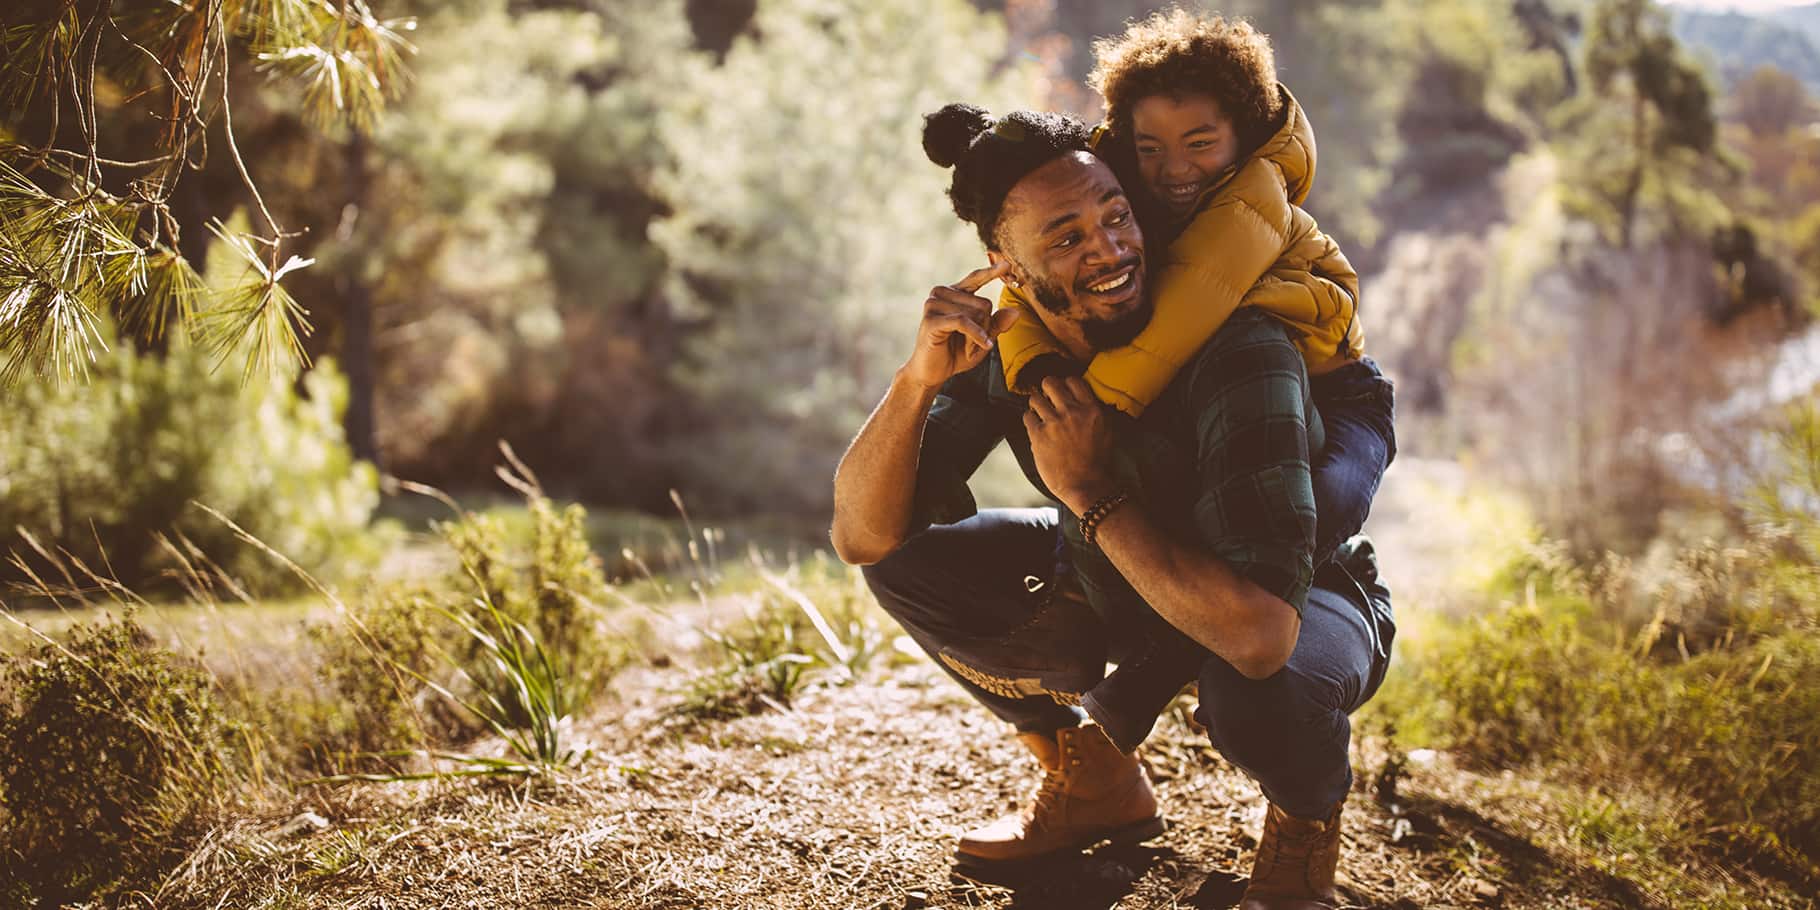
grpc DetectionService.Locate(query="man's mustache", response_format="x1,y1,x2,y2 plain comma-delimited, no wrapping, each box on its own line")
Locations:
1076,255,1144,292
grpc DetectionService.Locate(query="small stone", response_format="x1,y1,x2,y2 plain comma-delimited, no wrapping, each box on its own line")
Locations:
1408,748,1438,765
1470,878,1501,901
276,811,329,838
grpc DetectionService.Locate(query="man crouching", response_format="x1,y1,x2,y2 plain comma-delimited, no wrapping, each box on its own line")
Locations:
828,104,1394,910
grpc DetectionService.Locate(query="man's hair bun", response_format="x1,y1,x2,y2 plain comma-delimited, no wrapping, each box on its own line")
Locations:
922,103,994,168
923,104,1094,248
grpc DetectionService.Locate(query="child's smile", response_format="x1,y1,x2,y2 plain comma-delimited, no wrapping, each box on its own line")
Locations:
1131,93,1241,220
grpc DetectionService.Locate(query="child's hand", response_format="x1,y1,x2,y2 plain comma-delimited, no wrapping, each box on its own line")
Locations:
901,262,1022,390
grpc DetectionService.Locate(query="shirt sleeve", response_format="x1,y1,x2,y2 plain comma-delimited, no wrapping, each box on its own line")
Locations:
1184,314,1318,612
906,360,1006,532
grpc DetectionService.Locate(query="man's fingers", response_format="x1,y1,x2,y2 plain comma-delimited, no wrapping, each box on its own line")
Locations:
929,285,991,317
1028,386,1059,423
924,295,990,320
928,314,991,352
952,260,1013,295
1022,409,1042,434
1040,376,1087,412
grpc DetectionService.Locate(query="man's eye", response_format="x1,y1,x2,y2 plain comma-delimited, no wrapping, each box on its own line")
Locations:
1054,234,1078,249
1109,211,1131,226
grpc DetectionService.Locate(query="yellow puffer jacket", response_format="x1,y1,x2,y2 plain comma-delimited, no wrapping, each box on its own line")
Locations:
998,85,1365,417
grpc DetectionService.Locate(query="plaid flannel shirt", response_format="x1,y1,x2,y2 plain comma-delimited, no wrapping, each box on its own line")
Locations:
909,308,1322,616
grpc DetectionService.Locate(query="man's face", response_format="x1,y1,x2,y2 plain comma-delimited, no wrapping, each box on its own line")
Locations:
995,152,1150,352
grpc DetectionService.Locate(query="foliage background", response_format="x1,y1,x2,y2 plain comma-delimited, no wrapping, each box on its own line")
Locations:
3,0,1820,902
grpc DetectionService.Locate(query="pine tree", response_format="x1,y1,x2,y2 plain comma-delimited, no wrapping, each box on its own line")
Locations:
0,0,414,382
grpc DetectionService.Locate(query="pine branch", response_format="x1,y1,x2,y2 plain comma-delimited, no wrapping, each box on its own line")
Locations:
0,0,414,383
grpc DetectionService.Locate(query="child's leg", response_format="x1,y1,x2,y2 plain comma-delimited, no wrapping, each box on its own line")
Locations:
1083,360,1395,754
1309,358,1396,564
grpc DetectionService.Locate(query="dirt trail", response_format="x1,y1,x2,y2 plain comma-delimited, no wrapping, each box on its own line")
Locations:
168,650,1687,910
158,462,1811,908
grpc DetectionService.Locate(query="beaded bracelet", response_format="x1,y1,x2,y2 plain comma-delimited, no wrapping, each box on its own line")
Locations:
1078,491,1130,546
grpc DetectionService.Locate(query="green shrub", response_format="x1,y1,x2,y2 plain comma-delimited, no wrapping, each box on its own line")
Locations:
299,471,625,776
1402,537,1820,869
437,474,621,722
301,585,474,773
0,328,379,595
672,607,817,724
0,613,242,904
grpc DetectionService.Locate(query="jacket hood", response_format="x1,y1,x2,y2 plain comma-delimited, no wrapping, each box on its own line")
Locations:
1253,84,1315,206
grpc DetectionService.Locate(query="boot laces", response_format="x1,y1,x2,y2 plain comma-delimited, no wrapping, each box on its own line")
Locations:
1024,764,1069,832
1258,810,1331,867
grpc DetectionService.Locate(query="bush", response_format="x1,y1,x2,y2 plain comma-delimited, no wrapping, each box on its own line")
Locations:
0,613,241,905
301,585,474,773
299,466,625,774
438,470,621,722
1403,536,1820,871
0,328,379,596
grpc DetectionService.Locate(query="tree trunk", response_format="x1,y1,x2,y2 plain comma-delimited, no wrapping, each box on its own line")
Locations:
1619,91,1647,249
338,135,381,467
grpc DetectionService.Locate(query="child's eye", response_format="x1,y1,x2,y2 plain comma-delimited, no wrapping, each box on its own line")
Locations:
1190,140,1214,150
1136,145,1159,156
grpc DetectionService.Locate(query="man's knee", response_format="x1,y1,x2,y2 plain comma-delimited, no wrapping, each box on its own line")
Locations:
859,538,937,623
1196,664,1341,772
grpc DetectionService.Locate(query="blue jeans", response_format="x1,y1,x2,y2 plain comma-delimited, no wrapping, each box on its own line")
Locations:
863,508,1395,819
1309,357,1396,564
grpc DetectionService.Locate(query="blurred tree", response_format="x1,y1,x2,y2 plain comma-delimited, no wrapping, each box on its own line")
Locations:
1794,205,1820,312
1568,0,1720,249
1376,0,1532,220
1731,64,1813,138
650,0,1032,512
0,0,414,383
327,0,699,502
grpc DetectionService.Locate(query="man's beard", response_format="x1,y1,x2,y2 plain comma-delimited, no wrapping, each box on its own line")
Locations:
1082,295,1153,349
1028,266,1153,351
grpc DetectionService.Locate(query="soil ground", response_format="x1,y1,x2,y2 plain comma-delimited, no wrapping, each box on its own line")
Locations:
156,653,1807,909
129,462,1817,908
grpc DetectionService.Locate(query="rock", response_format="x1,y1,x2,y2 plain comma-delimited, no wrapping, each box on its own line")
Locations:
1469,878,1501,902
276,811,329,839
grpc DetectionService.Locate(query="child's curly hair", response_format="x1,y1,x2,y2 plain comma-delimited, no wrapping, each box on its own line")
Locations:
1089,8,1283,154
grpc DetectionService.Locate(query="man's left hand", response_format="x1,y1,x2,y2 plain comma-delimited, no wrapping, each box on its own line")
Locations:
1025,376,1118,515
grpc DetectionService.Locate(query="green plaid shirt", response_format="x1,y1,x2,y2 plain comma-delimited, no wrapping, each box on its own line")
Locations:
910,309,1323,615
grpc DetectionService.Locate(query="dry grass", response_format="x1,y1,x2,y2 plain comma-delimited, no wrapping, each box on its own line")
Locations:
145,649,1817,910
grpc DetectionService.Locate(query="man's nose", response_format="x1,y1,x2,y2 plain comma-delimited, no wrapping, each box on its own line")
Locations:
1083,225,1125,264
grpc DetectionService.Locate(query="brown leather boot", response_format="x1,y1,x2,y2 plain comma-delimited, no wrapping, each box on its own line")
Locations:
955,724,1165,866
1240,800,1343,909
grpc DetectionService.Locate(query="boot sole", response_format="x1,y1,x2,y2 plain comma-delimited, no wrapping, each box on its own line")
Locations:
951,814,1168,871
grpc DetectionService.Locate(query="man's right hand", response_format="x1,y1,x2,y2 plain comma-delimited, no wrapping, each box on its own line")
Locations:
900,261,1023,391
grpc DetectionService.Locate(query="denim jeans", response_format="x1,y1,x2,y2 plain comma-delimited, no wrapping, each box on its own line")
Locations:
1309,356,1396,565
863,507,1395,819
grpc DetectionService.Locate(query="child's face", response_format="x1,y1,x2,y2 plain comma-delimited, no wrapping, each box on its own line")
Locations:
1131,93,1241,220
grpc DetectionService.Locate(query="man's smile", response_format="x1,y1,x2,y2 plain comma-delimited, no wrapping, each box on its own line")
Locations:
1078,257,1143,306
